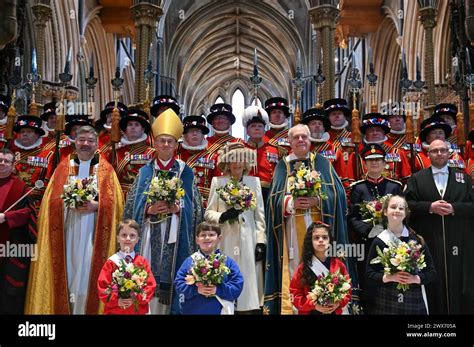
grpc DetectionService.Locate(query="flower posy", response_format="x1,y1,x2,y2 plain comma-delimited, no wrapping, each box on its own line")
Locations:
359,194,391,226
216,178,256,223
61,176,98,209
143,171,185,220
370,238,427,291
287,163,327,200
185,252,231,287
306,270,352,310
103,260,149,311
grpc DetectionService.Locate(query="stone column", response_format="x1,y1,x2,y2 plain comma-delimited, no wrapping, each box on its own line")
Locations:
419,6,437,107
309,3,339,101
130,0,162,105
31,0,52,106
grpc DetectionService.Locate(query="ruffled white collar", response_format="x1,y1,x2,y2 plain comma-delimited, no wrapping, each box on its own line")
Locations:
120,133,147,146
212,128,231,135
269,119,288,130
363,136,388,145
182,139,208,151
310,132,330,143
331,120,349,130
14,137,43,150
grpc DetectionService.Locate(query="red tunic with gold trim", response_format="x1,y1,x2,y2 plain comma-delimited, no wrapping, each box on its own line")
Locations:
206,133,242,177
328,128,355,187
0,123,7,149
11,138,56,209
465,140,474,161
112,141,155,198
350,141,412,184
263,128,290,159
98,129,111,150
244,141,280,190
385,131,408,152
310,139,351,188
176,142,218,206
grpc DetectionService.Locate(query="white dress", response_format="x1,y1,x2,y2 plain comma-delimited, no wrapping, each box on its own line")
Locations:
205,175,266,311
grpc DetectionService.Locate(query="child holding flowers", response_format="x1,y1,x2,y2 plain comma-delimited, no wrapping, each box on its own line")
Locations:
289,221,352,315
366,195,436,314
97,219,156,314
174,222,244,314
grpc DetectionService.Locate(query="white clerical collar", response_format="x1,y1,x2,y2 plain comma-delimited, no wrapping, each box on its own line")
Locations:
310,132,330,143
103,124,112,130
14,137,43,150
331,120,349,130
155,158,172,168
431,165,449,175
0,118,7,125
269,119,288,130
390,125,406,135
287,152,310,161
182,139,208,151
212,127,230,135
120,133,147,146
363,136,388,145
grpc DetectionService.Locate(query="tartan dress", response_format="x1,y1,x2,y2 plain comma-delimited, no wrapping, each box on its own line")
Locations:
365,233,437,314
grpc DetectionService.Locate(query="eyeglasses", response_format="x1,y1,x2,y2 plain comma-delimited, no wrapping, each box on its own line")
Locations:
429,148,449,154
119,234,138,241
0,158,13,164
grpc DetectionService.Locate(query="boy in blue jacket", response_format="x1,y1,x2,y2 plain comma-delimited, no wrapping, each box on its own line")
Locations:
174,222,244,314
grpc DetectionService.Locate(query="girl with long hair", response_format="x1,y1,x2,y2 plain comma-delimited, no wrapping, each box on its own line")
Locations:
289,221,352,314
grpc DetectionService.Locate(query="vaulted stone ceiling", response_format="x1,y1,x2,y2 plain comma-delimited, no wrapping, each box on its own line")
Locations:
161,0,310,115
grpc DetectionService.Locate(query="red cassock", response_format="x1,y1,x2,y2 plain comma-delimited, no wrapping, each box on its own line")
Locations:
289,257,352,315
0,175,36,305
245,141,280,190
97,255,156,315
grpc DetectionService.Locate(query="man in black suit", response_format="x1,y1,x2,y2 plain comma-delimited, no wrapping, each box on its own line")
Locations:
405,139,474,314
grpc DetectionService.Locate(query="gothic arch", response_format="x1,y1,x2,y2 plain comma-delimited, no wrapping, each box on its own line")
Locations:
163,0,306,115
